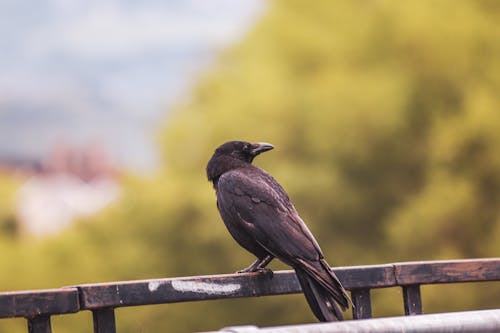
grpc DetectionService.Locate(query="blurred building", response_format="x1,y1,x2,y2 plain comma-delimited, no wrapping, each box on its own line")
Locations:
1,144,121,237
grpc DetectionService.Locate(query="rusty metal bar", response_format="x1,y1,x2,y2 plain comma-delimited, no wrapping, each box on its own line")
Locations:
0,288,79,319
394,258,500,284
351,289,371,319
27,315,51,333
208,309,500,332
0,258,498,330
92,308,117,333
402,284,423,315
75,258,499,311
76,265,396,310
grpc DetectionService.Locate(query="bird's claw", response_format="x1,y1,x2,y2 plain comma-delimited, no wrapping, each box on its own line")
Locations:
237,267,273,278
255,267,274,278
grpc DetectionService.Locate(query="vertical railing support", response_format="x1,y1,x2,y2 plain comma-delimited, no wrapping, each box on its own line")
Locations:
351,288,372,319
27,315,51,333
402,284,423,315
92,308,117,333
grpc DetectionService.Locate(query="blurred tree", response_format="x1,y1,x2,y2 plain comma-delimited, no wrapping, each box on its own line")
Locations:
0,174,21,238
1,0,499,332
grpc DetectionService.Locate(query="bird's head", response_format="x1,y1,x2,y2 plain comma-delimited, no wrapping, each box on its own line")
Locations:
206,141,274,182
213,141,274,163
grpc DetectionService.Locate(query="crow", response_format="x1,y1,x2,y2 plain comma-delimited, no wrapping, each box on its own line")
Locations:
206,140,351,322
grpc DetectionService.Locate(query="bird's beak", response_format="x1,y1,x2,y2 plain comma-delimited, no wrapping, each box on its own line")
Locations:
250,142,274,156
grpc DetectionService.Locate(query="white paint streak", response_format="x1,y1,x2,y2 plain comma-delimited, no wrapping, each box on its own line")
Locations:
148,281,163,292
171,280,241,295
115,285,123,304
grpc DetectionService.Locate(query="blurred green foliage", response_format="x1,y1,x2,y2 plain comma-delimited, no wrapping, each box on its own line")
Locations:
1,0,499,332
0,174,21,238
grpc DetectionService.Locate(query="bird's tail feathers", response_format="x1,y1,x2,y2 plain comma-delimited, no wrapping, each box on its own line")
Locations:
295,268,344,321
297,258,352,309
319,258,353,309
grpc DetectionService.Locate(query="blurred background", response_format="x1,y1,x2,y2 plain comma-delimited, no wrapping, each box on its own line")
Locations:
0,0,499,332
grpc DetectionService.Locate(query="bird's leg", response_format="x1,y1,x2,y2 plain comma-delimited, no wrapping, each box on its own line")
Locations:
255,255,273,269
254,255,274,278
237,259,262,273
237,255,274,276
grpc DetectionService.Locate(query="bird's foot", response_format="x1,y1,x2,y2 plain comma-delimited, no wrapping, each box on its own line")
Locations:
237,267,273,278
237,256,273,274
255,267,274,278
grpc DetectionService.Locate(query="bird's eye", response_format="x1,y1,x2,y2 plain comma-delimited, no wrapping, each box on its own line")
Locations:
243,144,250,152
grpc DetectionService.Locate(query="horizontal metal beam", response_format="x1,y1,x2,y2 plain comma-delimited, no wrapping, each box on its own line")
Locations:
209,309,500,333
1,259,499,317
77,264,397,309
0,288,79,318
395,258,500,285
77,258,500,310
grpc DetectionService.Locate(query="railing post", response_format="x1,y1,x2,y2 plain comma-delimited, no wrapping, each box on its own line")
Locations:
402,284,423,315
351,288,372,319
92,308,117,333
27,315,51,333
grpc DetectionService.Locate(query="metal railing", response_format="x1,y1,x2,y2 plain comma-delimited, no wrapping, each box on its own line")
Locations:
206,309,500,333
1,258,499,333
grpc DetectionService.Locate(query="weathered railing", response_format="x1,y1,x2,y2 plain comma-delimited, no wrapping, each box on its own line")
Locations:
1,258,499,333
205,309,500,333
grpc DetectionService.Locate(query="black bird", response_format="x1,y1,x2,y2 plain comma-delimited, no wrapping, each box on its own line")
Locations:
206,140,351,322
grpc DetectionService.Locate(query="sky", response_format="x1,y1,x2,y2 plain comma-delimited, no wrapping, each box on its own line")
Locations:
0,0,264,171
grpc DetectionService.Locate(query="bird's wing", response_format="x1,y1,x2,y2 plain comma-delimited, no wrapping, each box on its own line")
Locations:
218,168,323,263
